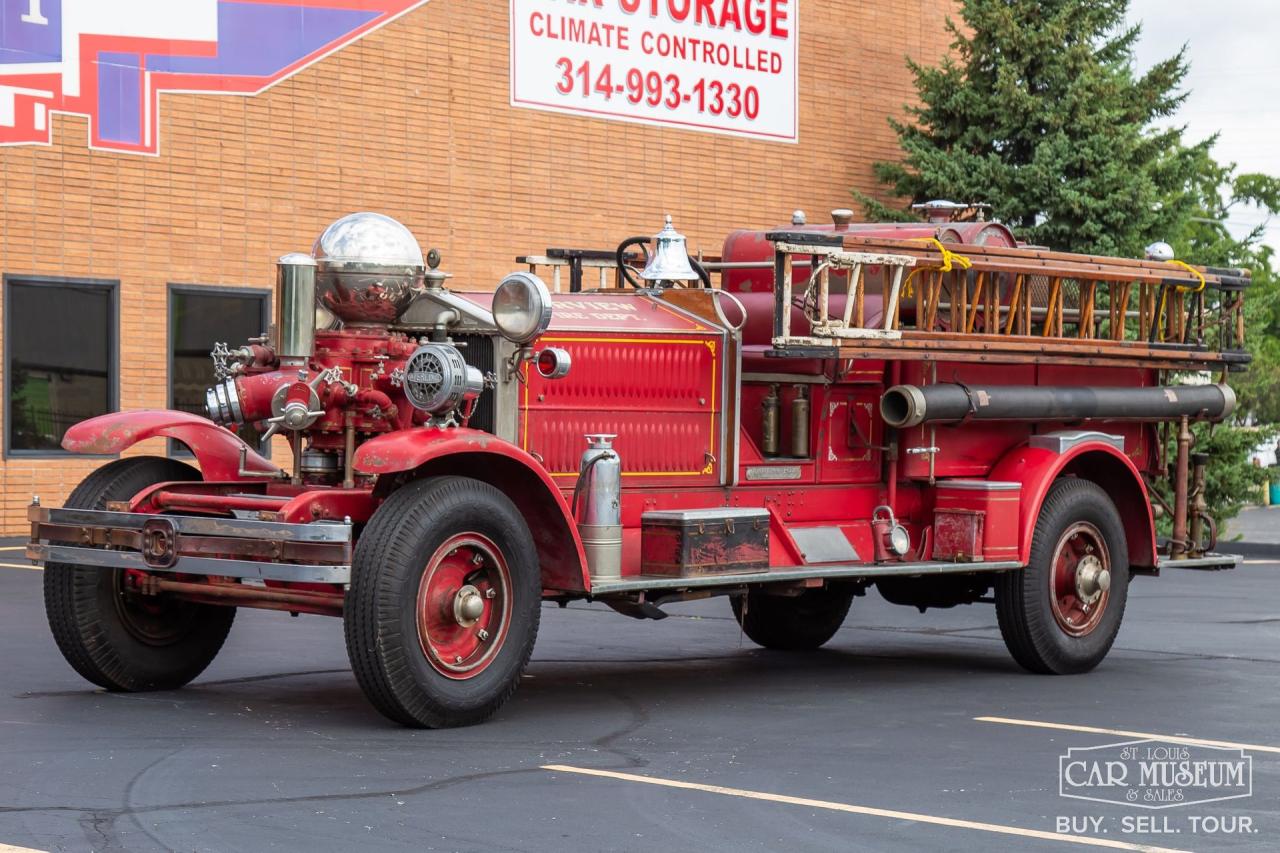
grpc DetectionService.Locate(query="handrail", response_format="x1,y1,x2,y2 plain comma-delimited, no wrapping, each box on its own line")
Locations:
517,253,621,293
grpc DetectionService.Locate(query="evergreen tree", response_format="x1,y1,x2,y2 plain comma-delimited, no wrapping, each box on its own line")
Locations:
860,0,1280,521
859,0,1208,258
1178,170,1280,423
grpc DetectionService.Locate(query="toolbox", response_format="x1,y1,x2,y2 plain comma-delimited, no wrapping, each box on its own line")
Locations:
640,508,771,577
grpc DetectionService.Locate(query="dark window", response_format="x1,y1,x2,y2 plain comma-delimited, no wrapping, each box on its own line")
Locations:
4,276,118,455
169,286,270,453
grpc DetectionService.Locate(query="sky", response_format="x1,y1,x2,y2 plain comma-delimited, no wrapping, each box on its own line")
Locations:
1127,0,1280,248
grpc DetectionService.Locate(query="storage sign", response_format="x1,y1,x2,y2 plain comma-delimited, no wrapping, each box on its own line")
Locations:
510,0,798,142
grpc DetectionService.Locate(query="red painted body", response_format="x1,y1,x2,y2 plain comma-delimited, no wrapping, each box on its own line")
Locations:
989,440,1158,568
507,282,1161,583
49,218,1175,617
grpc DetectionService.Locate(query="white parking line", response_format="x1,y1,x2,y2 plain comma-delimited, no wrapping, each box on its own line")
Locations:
0,843,48,853
976,716,1280,754
0,562,40,572
542,765,1188,852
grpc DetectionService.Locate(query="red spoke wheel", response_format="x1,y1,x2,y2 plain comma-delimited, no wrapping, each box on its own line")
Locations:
345,477,540,728
416,534,512,679
996,478,1130,674
43,457,236,692
1048,522,1111,638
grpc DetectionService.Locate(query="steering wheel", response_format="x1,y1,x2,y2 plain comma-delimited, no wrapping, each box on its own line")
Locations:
615,236,651,288
615,236,713,289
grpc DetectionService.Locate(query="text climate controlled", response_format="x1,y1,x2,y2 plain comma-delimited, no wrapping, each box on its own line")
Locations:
511,0,799,141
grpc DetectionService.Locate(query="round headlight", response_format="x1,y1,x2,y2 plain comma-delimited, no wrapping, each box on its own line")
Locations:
492,272,552,344
888,524,911,557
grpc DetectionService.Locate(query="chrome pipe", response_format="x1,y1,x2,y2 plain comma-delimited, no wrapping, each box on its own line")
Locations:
275,253,317,363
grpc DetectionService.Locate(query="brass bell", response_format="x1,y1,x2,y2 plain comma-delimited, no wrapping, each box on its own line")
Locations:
640,215,700,284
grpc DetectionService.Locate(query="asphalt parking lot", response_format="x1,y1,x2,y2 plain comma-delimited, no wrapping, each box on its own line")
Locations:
1,527,1278,853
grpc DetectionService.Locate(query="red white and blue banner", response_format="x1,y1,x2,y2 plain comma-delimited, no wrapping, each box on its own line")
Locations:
510,0,798,143
0,0,430,155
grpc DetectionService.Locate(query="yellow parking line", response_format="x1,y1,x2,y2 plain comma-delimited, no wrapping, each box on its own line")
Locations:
541,765,1187,852
976,716,1280,755
1,843,49,853
1242,559,1274,565
0,546,25,551
0,562,40,572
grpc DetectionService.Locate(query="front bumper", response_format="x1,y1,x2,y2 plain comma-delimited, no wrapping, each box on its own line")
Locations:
27,504,351,584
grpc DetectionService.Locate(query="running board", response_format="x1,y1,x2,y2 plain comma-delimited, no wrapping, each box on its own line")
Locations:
1156,553,1240,571
588,560,1022,596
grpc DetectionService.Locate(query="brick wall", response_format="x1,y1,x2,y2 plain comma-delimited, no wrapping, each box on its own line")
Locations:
0,0,957,534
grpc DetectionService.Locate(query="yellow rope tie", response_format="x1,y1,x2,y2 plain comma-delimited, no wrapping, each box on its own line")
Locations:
902,237,972,298
1169,259,1207,294
1153,259,1206,340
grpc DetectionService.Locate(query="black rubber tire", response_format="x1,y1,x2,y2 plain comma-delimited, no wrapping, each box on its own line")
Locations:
344,476,541,728
730,587,853,650
995,478,1130,674
43,456,236,691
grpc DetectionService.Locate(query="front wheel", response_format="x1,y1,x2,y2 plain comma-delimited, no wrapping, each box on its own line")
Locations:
996,478,1130,674
43,456,236,691
344,477,541,727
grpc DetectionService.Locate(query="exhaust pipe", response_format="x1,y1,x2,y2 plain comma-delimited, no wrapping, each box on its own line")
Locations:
880,383,1236,429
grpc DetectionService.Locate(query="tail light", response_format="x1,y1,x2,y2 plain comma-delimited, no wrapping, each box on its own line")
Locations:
535,347,572,380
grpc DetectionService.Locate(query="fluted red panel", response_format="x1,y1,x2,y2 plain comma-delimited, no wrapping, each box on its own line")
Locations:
521,336,721,482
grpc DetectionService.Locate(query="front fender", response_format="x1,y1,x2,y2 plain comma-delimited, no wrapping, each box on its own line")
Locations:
354,428,591,592
989,439,1158,569
352,427,524,476
61,411,282,482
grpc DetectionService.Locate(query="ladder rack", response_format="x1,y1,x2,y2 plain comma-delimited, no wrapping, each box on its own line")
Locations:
766,231,1251,371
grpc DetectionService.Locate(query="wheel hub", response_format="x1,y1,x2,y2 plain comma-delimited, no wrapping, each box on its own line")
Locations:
453,584,486,627
1074,555,1111,606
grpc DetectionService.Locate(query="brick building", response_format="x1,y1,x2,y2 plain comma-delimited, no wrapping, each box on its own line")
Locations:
0,0,955,534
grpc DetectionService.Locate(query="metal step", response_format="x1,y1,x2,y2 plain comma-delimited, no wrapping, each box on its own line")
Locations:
1157,553,1240,571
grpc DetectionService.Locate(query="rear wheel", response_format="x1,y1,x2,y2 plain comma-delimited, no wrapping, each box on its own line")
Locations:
344,477,541,727
996,478,1129,674
43,456,236,691
730,587,853,650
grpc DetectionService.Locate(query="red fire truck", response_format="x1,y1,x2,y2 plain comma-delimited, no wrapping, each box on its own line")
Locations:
28,208,1249,727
